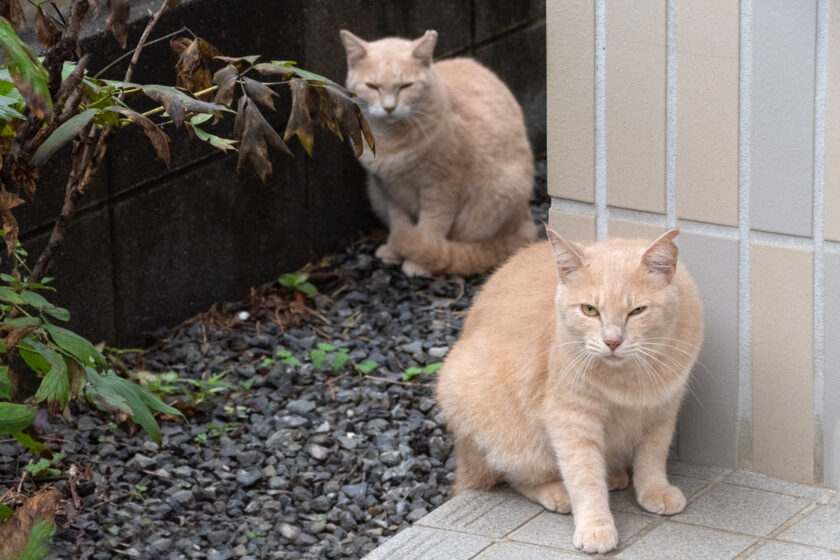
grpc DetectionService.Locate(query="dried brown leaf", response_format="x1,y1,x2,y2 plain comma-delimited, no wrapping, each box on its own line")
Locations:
0,187,24,255
34,6,58,48
0,488,60,559
108,107,170,166
0,0,26,31
172,37,220,93
308,85,341,139
235,96,292,182
283,78,314,156
141,85,226,128
242,77,277,111
105,0,131,48
212,64,238,107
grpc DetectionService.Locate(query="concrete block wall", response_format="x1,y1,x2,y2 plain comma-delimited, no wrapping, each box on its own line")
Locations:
19,0,546,345
547,0,840,487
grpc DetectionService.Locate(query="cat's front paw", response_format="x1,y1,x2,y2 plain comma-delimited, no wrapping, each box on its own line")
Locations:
573,519,618,554
637,484,686,515
375,243,401,264
402,260,432,277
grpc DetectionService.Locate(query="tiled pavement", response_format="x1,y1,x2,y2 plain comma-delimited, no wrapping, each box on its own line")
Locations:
363,462,840,559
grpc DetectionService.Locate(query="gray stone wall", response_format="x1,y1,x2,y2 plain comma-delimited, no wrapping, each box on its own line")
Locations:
20,0,545,345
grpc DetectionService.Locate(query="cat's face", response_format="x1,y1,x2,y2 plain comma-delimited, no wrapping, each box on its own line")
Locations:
340,30,438,123
549,230,681,369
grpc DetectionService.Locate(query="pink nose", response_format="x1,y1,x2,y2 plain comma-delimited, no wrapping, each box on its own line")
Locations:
604,338,622,352
384,106,395,114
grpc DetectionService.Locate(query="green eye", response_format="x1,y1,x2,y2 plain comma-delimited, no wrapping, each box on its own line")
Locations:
629,306,647,316
581,304,599,317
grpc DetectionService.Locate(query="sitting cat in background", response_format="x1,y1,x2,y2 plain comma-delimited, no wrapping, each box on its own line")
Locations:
340,29,537,277
437,229,703,554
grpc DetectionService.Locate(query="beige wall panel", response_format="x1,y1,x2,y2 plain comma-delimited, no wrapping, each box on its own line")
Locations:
547,0,595,203
607,218,665,240
826,0,840,242
752,244,814,483
548,209,596,243
605,0,666,213
676,0,739,226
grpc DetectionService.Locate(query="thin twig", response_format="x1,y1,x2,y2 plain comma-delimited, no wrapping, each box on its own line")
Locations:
94,26,189,79
122,2,170,88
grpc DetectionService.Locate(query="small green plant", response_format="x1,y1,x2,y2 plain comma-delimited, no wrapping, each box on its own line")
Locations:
194,432,208,445
239,377,257,390
207,422,240,439
402,362,443,381
23,453,62,479
276,347,303,366
278,272,318,298
309,342,350,371
223,404,248,420
354,359,378,375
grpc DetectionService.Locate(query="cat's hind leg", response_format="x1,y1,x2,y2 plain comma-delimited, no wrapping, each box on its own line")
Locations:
512,480,572,513
453,435,502,494
608,468,630,491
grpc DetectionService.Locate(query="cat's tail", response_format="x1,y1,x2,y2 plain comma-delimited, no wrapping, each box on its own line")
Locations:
390,220,538,276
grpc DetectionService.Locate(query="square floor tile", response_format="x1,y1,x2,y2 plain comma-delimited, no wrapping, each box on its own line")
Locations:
611,475,710,515
473,542,588,560
616,522,756,560
667,461,728,480
779,505,840,551
746,541,840,560
362,527,492,560
676,483,810,536
416,490,542,538
508,510,653,551
725,470,833,501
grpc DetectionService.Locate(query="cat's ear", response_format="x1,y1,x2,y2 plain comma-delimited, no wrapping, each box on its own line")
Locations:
642,228,680,283
547,228,585,283
412,30,438,65
340,30,368,65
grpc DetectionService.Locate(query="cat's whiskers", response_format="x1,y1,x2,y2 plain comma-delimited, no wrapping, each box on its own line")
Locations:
634,346,704,409
567,351,596,401
631,352,668,402
636,338,714,381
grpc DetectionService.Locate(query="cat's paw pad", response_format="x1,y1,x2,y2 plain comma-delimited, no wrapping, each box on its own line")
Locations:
607,469,630,491
637,485,686,515
375,244,401,264
534,481,572,513
573,519,618,554
402,260,432,277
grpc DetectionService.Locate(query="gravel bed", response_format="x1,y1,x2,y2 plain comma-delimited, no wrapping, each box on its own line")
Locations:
3,161,547,560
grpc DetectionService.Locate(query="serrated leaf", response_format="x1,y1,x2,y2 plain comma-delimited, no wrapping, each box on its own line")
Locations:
43,321,105,368
106,107,170,165
0,402,35,433
0,17,52,120
141,84,226,128
234,96,292,182
212,63,238,107
242,77,277,111
85,368,183,443
34,349,69,408
0,365,9,398
32,108,98,166
284,78,314,155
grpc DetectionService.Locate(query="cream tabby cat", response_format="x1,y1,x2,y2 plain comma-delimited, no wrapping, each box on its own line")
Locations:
340,29,537,277
437,229,703,553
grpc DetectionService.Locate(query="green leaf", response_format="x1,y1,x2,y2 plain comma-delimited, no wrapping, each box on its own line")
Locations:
354,360,378,374
4,316,42,328
34,350,70,408
0,92,24,121
0,17,53,120
0,365,9,398
0,502,12,521
310,348,326,370
19,339,51,376
20,290,49,309
282,356,302,367
424,362,443,374
276,348,292,358
42,304,70,322
0,402,36,434
278,273,303,288
86,368,183,443
13,430,49,454
44,321,106,367
316,342,334,352
297,282,318,296
401,367,423,381
189,113,213,126
0,286,23,304
331,349,349,371
19,518,56,560
191,123,237,152
32,108,99,166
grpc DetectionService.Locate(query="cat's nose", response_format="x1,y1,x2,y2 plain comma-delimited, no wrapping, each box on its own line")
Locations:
603,337,622,352
384,106,395,114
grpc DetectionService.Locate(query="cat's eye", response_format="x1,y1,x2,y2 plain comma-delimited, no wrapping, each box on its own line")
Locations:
398,82,413,90
629,306,647,316
581,304,599,317
365,82,380,90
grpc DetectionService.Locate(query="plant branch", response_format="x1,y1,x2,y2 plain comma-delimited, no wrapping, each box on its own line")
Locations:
121,2,170,88
94,26,189,79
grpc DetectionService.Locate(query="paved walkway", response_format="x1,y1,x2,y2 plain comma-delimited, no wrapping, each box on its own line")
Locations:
363,462,840,559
